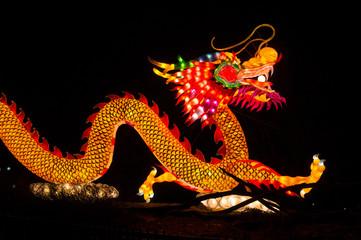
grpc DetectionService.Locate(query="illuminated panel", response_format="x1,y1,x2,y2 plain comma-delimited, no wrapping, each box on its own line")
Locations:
201,195,277,212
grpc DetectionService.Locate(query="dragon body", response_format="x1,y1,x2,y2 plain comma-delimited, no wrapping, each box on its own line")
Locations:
0,24,325,207
0,93,275,191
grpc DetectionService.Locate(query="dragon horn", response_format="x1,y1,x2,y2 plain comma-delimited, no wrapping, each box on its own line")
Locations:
148,57,175,73
152,68,176,84
211,24,276,56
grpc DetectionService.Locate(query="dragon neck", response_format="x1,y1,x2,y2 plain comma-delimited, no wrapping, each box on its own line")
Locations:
209,105,249,163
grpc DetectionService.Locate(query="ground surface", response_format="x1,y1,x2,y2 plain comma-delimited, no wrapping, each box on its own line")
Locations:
1,196,360,240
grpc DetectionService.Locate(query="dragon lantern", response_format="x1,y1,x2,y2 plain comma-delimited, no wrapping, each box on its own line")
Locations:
0,24,325,211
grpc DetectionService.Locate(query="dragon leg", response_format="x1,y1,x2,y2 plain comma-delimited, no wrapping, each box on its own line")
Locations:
276,154,326,197
137,167,177,202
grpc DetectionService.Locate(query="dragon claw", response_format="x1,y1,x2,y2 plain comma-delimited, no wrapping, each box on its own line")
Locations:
277,154,326,198
300,154,326,198
313,154,320,160
138,168,157,202
312,153,320,160
318,159,326,167
137,168,177,203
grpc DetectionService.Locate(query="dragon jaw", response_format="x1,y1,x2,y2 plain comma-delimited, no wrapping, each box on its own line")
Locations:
230,85,286,111
174,63,286,124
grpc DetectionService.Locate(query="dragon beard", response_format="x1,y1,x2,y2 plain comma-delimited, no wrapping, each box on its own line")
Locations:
173,79,286,124
231,85,286,111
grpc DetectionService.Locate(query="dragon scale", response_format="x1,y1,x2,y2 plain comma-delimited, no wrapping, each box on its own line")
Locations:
0,93,280,192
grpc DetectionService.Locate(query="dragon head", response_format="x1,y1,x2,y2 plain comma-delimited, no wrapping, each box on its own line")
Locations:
212,46,284,110
149,24,286,124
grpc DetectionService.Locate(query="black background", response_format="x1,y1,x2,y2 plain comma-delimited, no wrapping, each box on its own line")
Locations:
0,5,359,209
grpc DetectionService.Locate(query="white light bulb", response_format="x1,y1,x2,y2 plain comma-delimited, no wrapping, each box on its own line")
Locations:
257,75,266,82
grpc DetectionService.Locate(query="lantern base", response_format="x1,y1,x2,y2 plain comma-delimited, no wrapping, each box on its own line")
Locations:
200,194,278,213
30,182,119,202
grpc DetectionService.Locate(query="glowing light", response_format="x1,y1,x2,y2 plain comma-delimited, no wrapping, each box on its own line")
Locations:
190,98,199,106
319,160,325,167
195,106,204,114
208,198,218,208
30,182,119,202
201,115,208,121
300,189,306,198
191,113,199,120
186,104,192,111
191,106,205,121
189,89,197,98
229,196,237,206
201,195,278,213
313,154,320,160
257,75,266,82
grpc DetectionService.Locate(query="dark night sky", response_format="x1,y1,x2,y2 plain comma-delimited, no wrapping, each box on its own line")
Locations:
0,6,359,208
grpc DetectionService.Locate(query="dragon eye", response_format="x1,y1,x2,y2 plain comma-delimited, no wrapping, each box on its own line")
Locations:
257,75,266,82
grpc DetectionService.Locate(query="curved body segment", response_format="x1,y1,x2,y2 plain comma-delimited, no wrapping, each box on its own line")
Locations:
0,94,277,192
